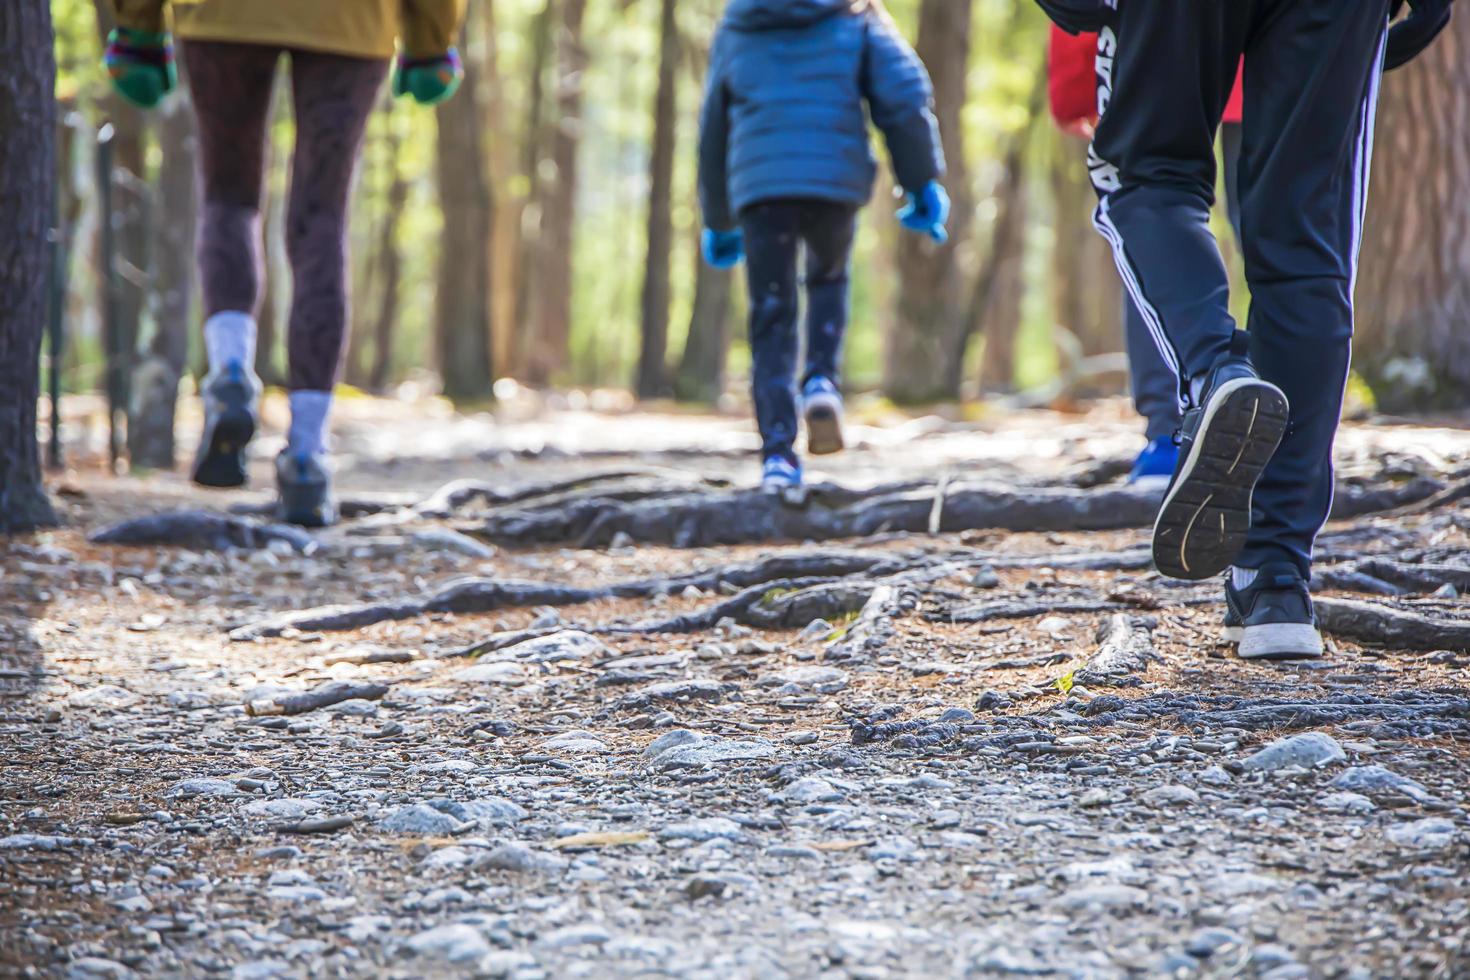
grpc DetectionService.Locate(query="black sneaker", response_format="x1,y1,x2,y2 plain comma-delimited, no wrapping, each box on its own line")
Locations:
1152,332,1289,580
1224,562,1324,660
190,361,262,489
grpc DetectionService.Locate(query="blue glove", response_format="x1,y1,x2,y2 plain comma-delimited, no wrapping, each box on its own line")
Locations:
898,182,951,244
702,228,745,269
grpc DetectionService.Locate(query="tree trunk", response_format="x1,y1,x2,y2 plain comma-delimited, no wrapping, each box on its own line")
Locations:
435,18,495,402
883,0,973,405
634,0,680,400
522,0,588,387
130,90,198,469
675,240,734,404
979,169,1029,394
369,118,408,394
511,0,556,381
1354,20,1470,412
0,0,59,532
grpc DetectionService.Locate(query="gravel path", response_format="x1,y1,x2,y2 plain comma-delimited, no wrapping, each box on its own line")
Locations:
3,405,1468,979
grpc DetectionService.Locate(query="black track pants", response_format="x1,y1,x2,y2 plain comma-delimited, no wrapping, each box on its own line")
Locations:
1088,0,1389,575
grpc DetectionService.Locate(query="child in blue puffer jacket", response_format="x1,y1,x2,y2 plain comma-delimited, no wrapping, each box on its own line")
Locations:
698,0,948,489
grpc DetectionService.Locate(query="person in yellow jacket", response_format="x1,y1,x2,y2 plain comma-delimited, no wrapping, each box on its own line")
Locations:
101,0,466,526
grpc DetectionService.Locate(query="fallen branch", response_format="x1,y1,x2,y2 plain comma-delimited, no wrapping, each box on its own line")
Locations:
245,681,389,716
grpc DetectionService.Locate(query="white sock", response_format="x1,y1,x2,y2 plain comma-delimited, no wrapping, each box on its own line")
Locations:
287,390,333,457
1231,566,1258,589
203,311,258,375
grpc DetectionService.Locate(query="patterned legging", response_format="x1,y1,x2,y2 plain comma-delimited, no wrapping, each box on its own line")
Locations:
183,41,386,392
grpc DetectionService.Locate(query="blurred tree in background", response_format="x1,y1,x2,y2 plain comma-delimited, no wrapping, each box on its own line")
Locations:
39,0,1468,472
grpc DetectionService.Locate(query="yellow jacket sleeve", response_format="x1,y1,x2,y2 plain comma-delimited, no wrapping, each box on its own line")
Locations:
399,0,466,57
111,0,168,34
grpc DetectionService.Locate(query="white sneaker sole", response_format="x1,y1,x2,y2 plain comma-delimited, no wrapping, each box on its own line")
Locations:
1238,623,1324,660
803,391,845,456
1152,377,1289,581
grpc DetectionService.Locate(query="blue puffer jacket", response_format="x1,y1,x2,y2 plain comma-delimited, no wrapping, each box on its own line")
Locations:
698,0,945,231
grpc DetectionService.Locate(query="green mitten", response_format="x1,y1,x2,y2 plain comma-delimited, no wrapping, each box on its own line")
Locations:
392,48,464,106
104,27,177,109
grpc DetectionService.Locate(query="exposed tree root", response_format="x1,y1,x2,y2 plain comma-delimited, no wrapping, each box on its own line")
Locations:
825,585,918,663
230,550,908,640
1323,558,1470,599
230,578,604,641
1328,477,1445,519
1083,691,1470,738
415,470,736,520
1316,597,1470,651
459,474,1443,550
1073,615,1159,688
464,481,1165,549
91,510,317,553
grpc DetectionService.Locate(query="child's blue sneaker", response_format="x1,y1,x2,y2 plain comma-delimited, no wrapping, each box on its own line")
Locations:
761,455,803,491
801,375,845,456
1128,435,1179,492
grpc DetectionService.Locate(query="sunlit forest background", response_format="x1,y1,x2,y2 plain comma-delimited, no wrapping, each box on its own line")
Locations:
46,0,1470,471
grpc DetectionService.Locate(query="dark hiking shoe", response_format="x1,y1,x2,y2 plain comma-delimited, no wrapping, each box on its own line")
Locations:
1224,562,1324,660
1152,333,1289,580
190,361,261,489
275,450,337,528
802,375,846,456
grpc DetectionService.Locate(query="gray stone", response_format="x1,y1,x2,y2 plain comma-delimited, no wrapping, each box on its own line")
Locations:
504,629,609,663
1054,884,1149,911
867,837,920,863
542,730,609,754
1241,732,1345,772
1185,927,1244,958
538,924,613,950
773,777,844,805
480,842,566,873
1329,766,1442,807
1141,784,1200,808
659,817,744,842
1319,791,1375,815
169,777,239,798
378,803,470,836
229,960,291,980
240,798,319,821
403,923,492,964
651,736,776,769
643,728,701,759
1387,818,1458,850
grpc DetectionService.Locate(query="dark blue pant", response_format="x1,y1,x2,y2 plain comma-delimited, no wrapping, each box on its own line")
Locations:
740,199,857,462
1091,0,1387,575
1125,121,1243,443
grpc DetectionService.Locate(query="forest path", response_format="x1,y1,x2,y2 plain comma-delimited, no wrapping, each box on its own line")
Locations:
3,400,1469,978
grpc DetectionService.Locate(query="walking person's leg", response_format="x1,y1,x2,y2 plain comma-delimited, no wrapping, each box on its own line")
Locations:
275,49,387,525
1223,4,1389,656
800,202,857,456
1090,4,1290,583
181,41,280,488
739,201,804,487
